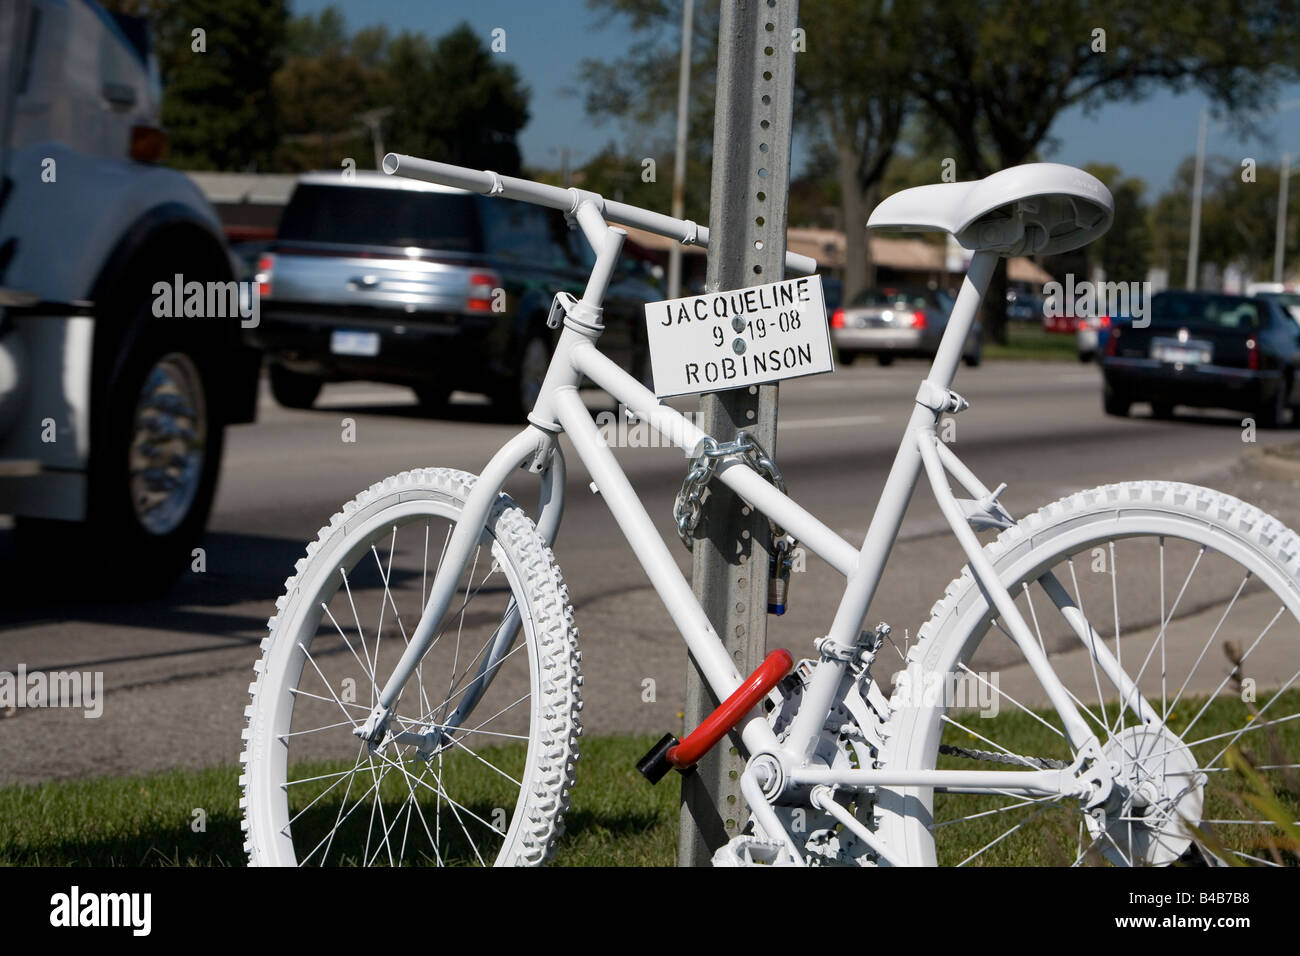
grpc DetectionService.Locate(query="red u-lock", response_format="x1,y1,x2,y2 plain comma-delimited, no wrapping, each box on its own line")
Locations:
668,648,794,769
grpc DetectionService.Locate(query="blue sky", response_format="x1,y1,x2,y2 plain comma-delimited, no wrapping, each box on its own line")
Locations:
294,0,1300,197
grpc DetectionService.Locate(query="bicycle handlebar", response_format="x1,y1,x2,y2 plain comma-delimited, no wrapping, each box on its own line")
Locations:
382,153,818,276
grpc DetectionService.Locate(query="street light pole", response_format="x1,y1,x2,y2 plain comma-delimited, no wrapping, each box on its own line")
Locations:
667,0,695,300
1190,99,1299,290
1186,108,1208,290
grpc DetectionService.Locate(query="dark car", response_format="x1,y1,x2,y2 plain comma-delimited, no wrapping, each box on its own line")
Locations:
1101,290,1300,427
829,285,981,367
1255,290,1300,327
248,172,659,418
820,275,844,313
1006,288,1044,323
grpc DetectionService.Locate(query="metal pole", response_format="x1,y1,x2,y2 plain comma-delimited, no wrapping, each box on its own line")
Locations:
1186,107,1207,290
678,0,799,867
1275,151,1292,285
667,0,695,300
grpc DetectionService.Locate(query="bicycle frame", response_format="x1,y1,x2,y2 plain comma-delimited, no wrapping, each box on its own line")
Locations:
357,154,1157,857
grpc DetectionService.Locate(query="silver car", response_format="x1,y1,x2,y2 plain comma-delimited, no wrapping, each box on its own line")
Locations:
830,286,981,367
1075,312,1112,362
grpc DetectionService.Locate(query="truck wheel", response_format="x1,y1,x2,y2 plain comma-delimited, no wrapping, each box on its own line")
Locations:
1255,374,1291,429
413,382,452,413
1102,381,1130,417
269,364,322,409
16,314,224,596
492,331,550,422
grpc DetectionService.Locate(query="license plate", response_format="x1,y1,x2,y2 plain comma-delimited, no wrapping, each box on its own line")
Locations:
1151,338,1211,366
330,330,380,357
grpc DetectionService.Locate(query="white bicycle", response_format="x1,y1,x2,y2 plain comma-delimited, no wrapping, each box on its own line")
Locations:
240,153,1300,866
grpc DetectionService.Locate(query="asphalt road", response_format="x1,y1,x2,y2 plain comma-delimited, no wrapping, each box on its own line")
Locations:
2,358,1297,785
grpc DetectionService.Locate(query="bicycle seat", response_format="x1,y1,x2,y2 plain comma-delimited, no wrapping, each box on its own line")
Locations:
867,163,1113,257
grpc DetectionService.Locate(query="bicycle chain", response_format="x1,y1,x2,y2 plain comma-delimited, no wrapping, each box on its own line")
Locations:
938,743,1068,770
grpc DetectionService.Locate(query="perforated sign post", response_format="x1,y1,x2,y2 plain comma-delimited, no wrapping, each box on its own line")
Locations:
679,0,801,867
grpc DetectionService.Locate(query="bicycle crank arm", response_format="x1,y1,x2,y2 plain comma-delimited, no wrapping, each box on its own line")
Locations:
638,648,793,783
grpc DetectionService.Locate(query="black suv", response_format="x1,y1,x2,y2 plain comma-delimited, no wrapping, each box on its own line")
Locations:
249,172,661,418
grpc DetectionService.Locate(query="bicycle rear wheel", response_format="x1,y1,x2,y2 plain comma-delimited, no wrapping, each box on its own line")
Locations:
241,468,581,866
876,481,1300,866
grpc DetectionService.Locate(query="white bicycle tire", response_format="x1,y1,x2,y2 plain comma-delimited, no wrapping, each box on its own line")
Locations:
875,480,1300,866
241,468,581,866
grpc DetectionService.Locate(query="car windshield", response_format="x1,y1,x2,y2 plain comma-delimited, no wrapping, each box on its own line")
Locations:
1259,292,1300,307
850,288,933,310
277,185,481,251
1150,294,1262,332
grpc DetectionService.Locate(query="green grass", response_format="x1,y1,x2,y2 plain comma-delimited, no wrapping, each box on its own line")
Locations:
0,695,1294,866
0,737,679,867
932,689,1300,866
984,323,1080,361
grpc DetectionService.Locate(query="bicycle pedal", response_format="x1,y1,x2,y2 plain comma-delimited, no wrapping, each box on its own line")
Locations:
712,835,798,867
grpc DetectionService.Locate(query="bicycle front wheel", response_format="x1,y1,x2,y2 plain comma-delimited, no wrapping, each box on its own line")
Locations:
241,468,581,866
876,481,1300,866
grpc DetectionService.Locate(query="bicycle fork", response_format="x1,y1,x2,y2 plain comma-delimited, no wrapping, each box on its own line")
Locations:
353,425,560,748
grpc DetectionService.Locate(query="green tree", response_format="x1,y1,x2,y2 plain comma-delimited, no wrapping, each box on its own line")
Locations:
1084,163,1150,283
1202,162,1299,283
794,0,919,301
1147,156,1300,289
580,0,721,223
383,24,530,175
905,0,1300,340
574,143,674,210
273,48,385,171
106,0,290,170
270,6,391,171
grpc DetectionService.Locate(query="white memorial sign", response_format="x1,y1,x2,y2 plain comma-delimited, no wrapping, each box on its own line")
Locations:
643,274,834,398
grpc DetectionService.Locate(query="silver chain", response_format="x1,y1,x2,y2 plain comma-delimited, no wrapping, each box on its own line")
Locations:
938,744,1068,770
673,430,793,551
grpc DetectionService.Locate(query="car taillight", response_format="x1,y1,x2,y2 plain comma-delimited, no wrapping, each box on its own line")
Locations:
1099,315,1111,328
256,254,275,298
911,309,927,330
129,125,168,163
467,271,501,312
1247,337,1260,370
1104,327,1120,357
830,308,845,329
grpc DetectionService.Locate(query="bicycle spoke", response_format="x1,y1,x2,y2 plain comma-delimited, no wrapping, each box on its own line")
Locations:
957,798,1064,866
1180,605,1285,742
1068,558,1110,731
957,662,1065,741
1115,545,1203,738
923,524,1300,869
1163,573,1251,725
